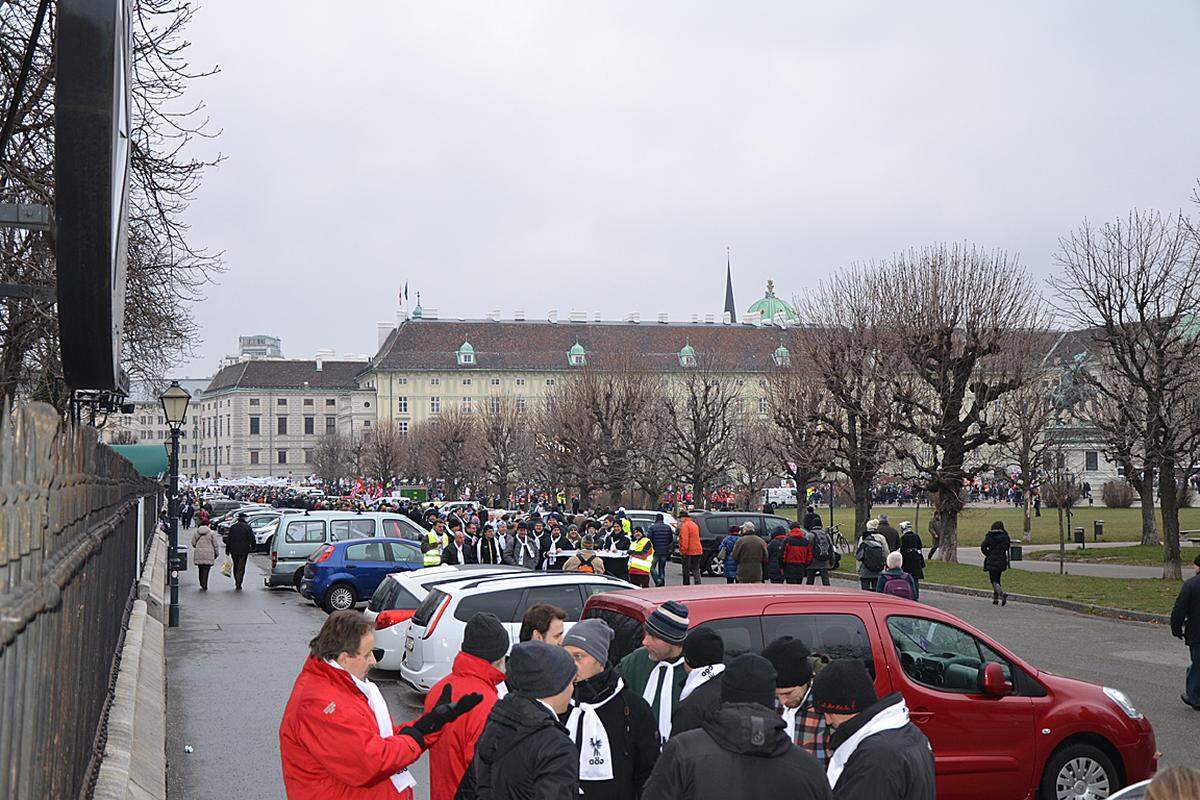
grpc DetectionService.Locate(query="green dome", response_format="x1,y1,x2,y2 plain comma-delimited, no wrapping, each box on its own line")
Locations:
773,344,791,365
568,341,586,356
458,340,474,353
679,343,696,357
748,280,797,321
411,292,423,319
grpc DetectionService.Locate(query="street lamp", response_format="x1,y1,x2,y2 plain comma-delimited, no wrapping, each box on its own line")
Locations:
160,381,191,628
824,469,838,529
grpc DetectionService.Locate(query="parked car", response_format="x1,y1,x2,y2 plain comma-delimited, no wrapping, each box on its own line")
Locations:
1108,780,1151,799
365,564,529,670
266,511,431,589
623,510,679,533
686,511,797,575
400,571,635,693
583,585,1157,800
202,497,244,518
299,537,425,612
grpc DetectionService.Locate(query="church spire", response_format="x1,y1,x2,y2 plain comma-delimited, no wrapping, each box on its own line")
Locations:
724,247,737,323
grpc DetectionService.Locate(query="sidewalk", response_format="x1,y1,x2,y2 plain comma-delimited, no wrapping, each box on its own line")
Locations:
165,548,431,799
953,543,1163,579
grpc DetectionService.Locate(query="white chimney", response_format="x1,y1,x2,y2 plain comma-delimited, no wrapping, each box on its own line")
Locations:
723,311,732,324
705,313,715,324
548,309,558,323
377,322,393,349
424,308,439,320
657,312,669,324
488,309,500,321
514,309,526,321
745,311,761,325
774,311,787,328
690,313,699,323
568,310,586,323
315,358,323,372
396,309,408,324
631,311,641,323
593,311,601,322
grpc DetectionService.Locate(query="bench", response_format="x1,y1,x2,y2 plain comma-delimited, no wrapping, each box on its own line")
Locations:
1182,529,1200,546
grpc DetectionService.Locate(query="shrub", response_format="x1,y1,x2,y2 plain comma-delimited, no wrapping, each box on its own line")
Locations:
1179,484,1196,508
1101,480,1135,508
1041,479,1081,509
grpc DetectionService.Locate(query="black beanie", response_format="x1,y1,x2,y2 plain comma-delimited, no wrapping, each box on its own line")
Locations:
811,659,877,715
462,612,510,663
682,628,724,668
721,653,776,709
762,636,814,688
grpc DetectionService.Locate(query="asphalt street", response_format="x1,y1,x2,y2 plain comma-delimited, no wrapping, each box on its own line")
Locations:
165,553,1196,800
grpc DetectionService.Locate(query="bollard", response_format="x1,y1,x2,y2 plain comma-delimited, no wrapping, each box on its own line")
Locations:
1073,527,1085,545
1094,520,1104,541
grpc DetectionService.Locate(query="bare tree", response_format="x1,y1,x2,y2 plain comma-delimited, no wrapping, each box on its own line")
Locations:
1082,374,1159,545
730,413,777,510
346,432,368,478
364,421,408,486
312,431,350,486
477,396,529,502
765,365,835,523
630,400,677,509
417,408,481,500
661,360,740,507
110,429,139,445
884,245,1049,562
1053,210,1200,579
794,270,902,541
996,380,1057,542
539,382,604,503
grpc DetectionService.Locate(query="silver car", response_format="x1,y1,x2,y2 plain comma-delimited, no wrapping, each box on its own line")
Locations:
266,511,430,589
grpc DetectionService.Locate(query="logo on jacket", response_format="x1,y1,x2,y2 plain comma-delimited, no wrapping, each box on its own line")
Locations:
588,737,605,764
323,702,336,715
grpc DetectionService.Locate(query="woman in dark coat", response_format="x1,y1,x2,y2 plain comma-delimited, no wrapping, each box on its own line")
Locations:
980,521,1012,606
898,521,925,600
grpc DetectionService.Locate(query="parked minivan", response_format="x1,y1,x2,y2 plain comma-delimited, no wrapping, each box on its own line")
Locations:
584,585,1157,800
266,511,431,589
689,511,798,575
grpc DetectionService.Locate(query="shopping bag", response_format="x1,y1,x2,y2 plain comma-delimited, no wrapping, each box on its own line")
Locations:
220,556,233,577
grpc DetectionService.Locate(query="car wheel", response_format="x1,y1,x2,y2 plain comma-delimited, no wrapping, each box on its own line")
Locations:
1040,743,1119,800
293,569,304,590
323,583,358,613
706,552,723,577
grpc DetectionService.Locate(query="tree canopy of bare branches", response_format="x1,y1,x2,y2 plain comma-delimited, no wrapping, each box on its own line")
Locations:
1053,210,1200,578
765,366,833,523
661,360,740,507
730,414,777,510
312,431,351,486
996,380,1057,540
885,244,1049,561
477,396,529,501
416,408,481,500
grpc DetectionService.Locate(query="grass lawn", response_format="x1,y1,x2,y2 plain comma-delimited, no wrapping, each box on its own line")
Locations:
1026,543,1200,567
919,561,1183,616
811,504,1200,547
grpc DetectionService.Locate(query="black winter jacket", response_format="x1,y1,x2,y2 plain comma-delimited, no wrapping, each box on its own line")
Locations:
803,511,825,530
1171,574,1200,645
472,693,579,800
899,531,925,579
980,529,1011,573
644,702,831,800
224,521,255,556
558,668,660,800
766,535,787,582
827,693,935,800
669,673,723,737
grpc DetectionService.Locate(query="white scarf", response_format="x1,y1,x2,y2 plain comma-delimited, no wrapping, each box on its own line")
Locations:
565,678,625,781
826,698,911,789
475,537,502,564
514,535,538,565
679,663,724,701
642,657,683,741
325,660,416,794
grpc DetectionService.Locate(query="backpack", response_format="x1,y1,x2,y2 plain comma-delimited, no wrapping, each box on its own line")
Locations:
861,541,886,573
811,530,833,563
576,555,597,574
882,575,914,600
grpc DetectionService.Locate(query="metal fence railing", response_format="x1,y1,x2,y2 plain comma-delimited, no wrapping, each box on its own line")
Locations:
0,402,158,800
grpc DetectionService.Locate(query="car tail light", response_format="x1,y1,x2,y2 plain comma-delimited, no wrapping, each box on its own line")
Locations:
422,597,450,639
375,609,414,630
271,552,277,569
313,545,335,564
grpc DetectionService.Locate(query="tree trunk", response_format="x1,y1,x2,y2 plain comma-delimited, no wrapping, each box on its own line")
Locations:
1137,469,1160,546
851,476,872,542
1158,462,1183,580
934,488,962,563
1021,491,1033,543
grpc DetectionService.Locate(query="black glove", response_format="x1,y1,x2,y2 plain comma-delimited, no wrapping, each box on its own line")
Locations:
400,685,484,743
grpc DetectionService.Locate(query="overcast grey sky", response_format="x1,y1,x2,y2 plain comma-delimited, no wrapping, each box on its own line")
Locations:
178,0,1200,374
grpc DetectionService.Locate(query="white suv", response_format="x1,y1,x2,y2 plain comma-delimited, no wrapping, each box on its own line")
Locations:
400,571,635,692
365,564,528,670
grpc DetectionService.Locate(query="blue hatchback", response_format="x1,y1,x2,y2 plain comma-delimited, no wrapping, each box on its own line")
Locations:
301,537,424,612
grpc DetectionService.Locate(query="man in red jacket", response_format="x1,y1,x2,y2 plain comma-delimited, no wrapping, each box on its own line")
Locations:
424,613,509,800
280,610,481,800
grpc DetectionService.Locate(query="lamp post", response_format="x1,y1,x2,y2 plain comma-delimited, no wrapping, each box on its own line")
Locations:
824,469,837,529
160,381,191,627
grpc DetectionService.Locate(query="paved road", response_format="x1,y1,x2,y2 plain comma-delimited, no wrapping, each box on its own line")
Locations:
954,543,1165,579
166,555,1195,800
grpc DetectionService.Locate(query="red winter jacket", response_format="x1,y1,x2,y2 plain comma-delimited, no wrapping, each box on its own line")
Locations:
280,657,424,800
782,529,813,566
423,651,506,800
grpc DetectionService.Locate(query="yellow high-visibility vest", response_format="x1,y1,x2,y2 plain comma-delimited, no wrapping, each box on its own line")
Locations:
423,531,446,566
629,537,654,574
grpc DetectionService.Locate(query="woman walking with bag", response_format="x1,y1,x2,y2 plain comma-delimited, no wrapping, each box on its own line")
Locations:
981,521,1011,606
191,520,221,591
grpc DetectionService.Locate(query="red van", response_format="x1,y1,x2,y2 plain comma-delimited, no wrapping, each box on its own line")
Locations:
584,585,1157,800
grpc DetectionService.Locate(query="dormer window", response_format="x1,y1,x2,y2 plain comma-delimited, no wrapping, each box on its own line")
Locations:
457,340,475,366
679,344,697,368
568,340,587,366
773,345,791,367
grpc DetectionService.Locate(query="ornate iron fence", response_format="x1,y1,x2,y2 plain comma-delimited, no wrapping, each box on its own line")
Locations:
0,402,158,800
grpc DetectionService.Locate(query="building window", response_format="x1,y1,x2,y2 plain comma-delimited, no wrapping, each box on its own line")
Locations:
546,378,555,386
277,416,288,435
398,421,409,436
277,449,287,464
249,398,260,407
363,421,371,428
249,416,260,435
325,398,336,407
397,377,407,385
277,398,287,406
462,378,472,386
303,448,313,464
461,396,472,413
516,396,526,412
489,397,500,414
516,378,525,386
304,416,314,435
431,378,440,386
758,397,769,414
430,397,440,413
398,396,408,413
490,378,501,386
249,450,259,465
1085,451,1099,472
326,416,337,434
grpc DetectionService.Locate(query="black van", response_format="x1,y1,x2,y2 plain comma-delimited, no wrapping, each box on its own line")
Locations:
690,511,798,575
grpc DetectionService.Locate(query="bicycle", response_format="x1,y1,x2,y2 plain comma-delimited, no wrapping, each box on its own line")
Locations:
827,524,852,554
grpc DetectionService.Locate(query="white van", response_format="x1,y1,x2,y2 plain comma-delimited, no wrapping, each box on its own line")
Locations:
266,511,430,589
